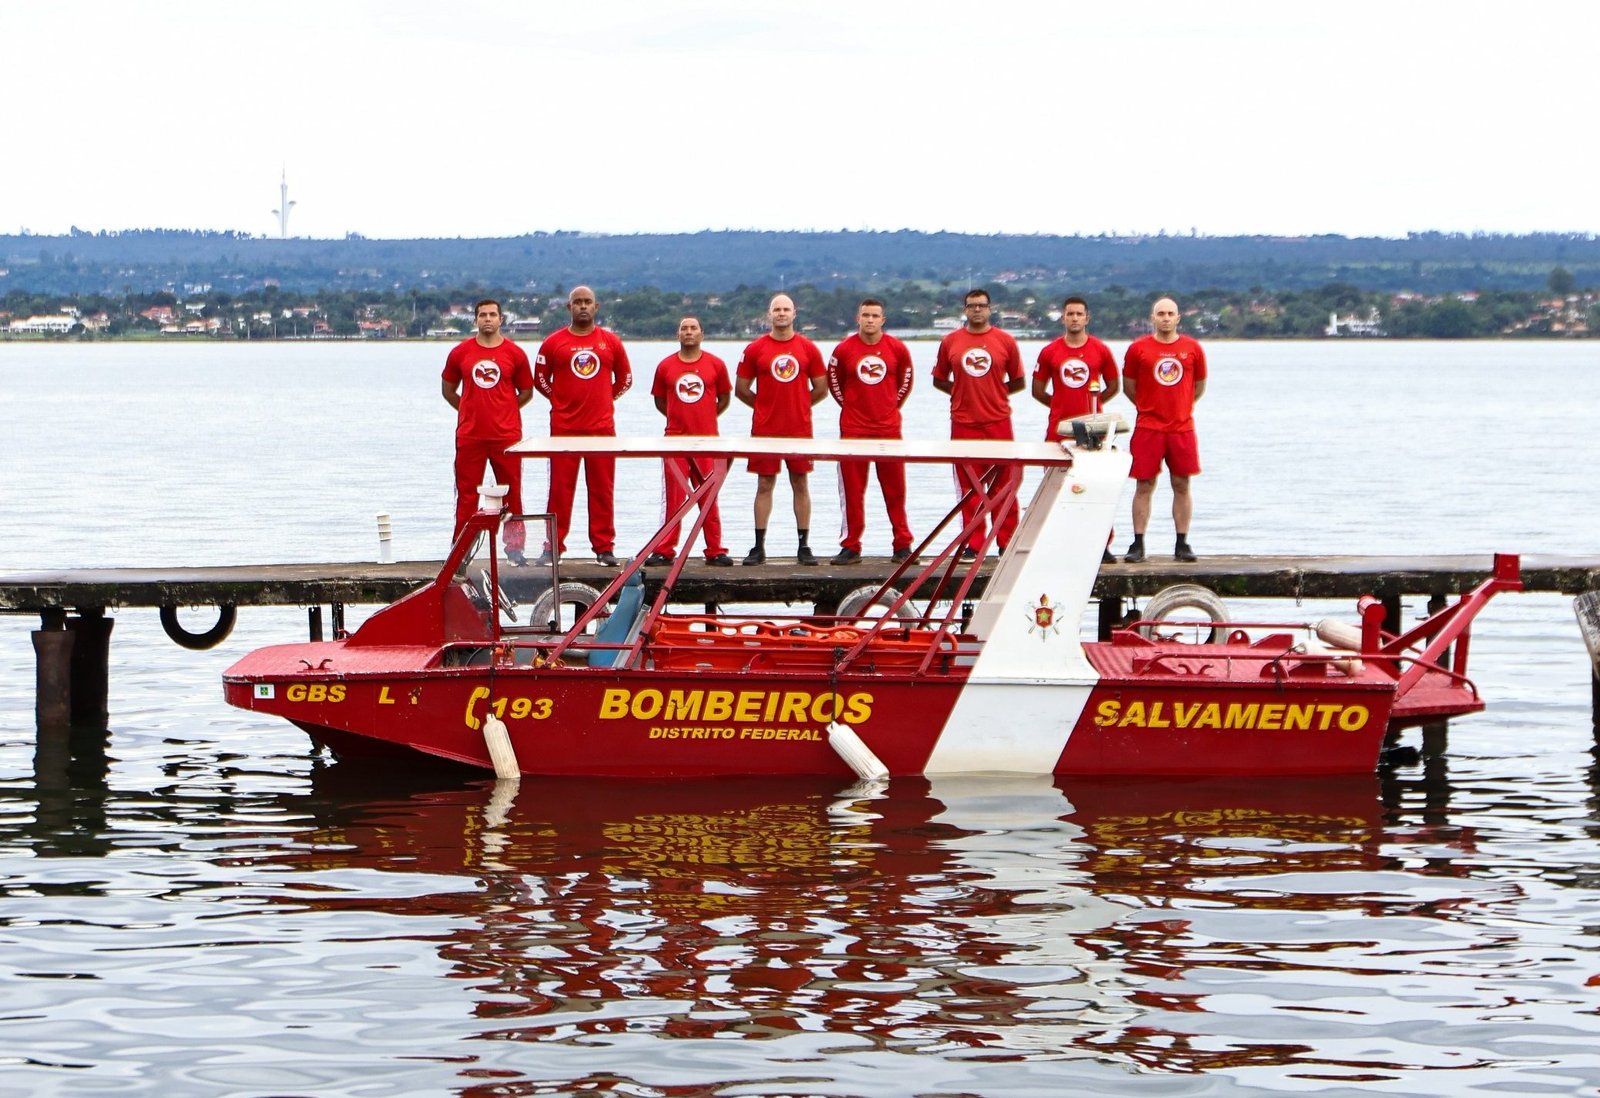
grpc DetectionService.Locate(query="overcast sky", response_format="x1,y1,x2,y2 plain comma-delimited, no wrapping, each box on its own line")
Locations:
7,0,1595,240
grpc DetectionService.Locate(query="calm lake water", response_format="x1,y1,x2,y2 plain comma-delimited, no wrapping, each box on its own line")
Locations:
2,339,1598,1097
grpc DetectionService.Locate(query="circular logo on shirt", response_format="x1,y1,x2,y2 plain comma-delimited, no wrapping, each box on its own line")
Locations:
570,349,601,379
674,374,706,404
1058,358,1090,388
770,354,800,383
855,355,888,385
961,349,993,378
1154,356,1184,386
471,360,501,389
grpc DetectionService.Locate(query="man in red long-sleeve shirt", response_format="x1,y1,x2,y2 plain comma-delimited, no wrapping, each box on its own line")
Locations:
533,286,632,566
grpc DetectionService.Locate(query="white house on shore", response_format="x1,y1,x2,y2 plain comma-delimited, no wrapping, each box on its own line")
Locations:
1325,309,1384,337
8,314,77,334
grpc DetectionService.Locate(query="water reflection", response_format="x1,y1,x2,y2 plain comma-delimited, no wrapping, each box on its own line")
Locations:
7,753,1599,1093
247,767,1414,1070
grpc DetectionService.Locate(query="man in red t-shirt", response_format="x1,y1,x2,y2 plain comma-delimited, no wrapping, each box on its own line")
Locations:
441,298,535,562
1032,296,1122,563
734,293,828,565
645,317,734,567
1120,296,1207,563
533,286,632,566
932,288,1025,557
827,297,915,565
1031,296,1120,438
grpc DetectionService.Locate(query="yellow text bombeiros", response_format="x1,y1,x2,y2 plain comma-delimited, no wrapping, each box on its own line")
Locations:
598,687,872,725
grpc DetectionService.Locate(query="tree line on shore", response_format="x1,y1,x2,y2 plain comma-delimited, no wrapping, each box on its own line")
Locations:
4,269,1594,341
7,228,1599,297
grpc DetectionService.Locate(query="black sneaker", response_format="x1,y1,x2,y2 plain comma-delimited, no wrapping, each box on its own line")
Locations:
643,552,673,566
958,547,978,561
1174,544,1198,563
505,548,527,566
797,547,819,566
1123,544,1146,564
596,551,620,567
891,547,914,563
1101,548,1117,564
534,549,556,566
831,548,861,565
742,547,766,566
706,554,733,567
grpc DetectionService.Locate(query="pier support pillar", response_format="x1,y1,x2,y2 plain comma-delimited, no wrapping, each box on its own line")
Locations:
331,602,346,639
1098,596,1124,641
308,605,324,642
1381,593,1403,638
67,609,113,728
1573,592,1600,740
1426,592,1452,669
33,610,74,733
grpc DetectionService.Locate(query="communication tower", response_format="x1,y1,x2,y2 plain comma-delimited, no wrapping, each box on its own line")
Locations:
271,169,296,238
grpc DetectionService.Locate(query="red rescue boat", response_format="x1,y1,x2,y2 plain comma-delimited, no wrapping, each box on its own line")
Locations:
222,430,1520,778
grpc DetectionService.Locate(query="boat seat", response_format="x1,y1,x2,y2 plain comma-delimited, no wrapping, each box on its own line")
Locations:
587,571,646,668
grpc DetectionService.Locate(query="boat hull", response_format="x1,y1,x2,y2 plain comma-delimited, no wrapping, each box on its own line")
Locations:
224,642,1397,778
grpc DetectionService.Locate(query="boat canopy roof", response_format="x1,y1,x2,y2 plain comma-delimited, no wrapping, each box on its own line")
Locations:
510,434,1079,467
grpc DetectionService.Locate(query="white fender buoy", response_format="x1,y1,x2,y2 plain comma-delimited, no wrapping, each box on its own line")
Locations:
1296,638,1364,677
482,712,520,780
828,720,888,782
1314,618,1365,652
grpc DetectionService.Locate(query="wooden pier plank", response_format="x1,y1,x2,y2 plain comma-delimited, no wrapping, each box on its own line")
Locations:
2,554,1595,615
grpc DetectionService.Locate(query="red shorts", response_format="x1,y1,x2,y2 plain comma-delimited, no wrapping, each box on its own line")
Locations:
747,456,814,476
1130,427,1201,479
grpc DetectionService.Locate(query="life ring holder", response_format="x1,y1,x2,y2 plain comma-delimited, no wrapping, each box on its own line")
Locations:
1135,584,1229,644
527,582,607,633
836,585,916,624
159,603,238,650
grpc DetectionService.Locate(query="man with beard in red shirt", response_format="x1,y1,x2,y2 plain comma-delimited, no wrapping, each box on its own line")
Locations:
533,286,632,566
644,317,734,567
1121,296,1206,563
735,293,828,566
932,288,1025,559
827,298,915,564
441,298,535,562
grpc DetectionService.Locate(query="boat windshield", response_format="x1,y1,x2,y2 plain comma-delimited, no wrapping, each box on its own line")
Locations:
452,529,490,582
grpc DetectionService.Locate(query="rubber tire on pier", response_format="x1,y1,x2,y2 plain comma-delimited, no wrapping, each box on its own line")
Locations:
1136,584,1229,644
527,582,607,633
836,585,916,624
159,604,238,650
